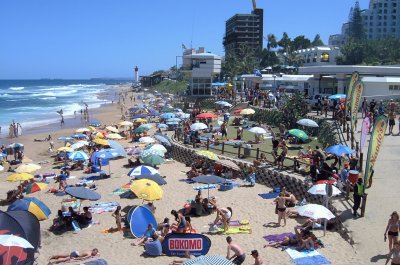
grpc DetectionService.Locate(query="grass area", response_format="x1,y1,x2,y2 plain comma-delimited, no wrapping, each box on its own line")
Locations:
192,119,322,167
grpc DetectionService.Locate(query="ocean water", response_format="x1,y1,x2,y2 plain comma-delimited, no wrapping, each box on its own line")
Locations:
0,79,129,134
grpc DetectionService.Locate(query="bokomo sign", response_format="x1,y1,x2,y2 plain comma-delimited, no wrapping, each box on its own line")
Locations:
162,233,212,257
169,238,203,251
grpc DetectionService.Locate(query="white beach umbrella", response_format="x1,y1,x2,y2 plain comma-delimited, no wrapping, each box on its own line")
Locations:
308,184,341,196
139,137,155,144
248,127,267,134
119,121,133,126
70,140,89,150
145,144,167,153
0,165,3,171
75,128,90,133
106,126,119,133
297,119,319,128
107,133,123,140
190,122,208,131
296,204,335,220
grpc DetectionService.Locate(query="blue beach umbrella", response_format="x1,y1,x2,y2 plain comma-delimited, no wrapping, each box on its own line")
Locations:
8,197,51,221
71,133,87,139
325,145,354,156
328,94,346,100
65,187,101,201
157,124,168,129
167,118,181,123
166,121,179,125
131,114,148,119
108,140,127,157
68,151,89,161
58,137,74,141
128,166,159,177
160,113,175,119
141,148,165,158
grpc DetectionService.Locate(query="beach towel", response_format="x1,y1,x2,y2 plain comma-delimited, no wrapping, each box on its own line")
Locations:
217,225,251,235
110,188,129,196
286,248,331,265
216,220,245,227
89,202,119,214
263,233,295,244
72,220,81,233
76,259,108,265
258,192,280,199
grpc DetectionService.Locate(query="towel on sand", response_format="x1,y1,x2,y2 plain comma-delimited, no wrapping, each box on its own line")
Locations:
258,192,280,199
286,248,331,265
77,259,108,265
263,233,295,244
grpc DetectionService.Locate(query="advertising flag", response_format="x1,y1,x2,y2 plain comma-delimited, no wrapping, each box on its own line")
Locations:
350,80,364,132
364,115,388,188
360,117,370,152
346,71,359,113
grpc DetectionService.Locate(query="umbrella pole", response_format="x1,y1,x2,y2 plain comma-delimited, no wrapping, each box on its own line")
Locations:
208,184,210,199
324,195,328,236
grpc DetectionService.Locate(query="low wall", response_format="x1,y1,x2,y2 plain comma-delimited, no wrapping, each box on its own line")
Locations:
171,140,353,244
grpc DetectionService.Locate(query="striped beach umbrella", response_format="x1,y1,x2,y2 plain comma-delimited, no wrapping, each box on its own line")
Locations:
127,166,159,177
26,182,48,194
8,197,51,221
68,151,89,161
183,255,234,265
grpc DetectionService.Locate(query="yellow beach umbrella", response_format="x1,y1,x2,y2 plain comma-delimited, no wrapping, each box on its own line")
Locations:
119,121,133,126
240,108,255,115
106,126,119,133
130,179,163,201
134,118,147,123
107,133,123,140
7,173,34,182
15,163,41,173
95,132,105,139
57,146,73,152
197,150,219,161
93,138,110,146
76,128,90,133
88,126,97,132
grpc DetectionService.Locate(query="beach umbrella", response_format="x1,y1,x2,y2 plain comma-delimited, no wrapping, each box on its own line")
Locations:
57,146,73,153
154,134,171,146
0,153,6,159
183,255,234,265
233,108,244,114
162,106,174,113
288,129,309,141
133,126,148,134
166,118,181,123
119,121,133,126
93,138,110,146
160,113,175,119
93,149,119,160
197,150,219,161
8,197,51,221
308,184,341,196
65,187,101,201
128,166,159,177
166,121,179,125
328,94,346,100
89,123,101,127
296,204,335,220
26,182,48,194
88,126,97,132
95,132,105,139
154,133,172,142
297,118,319,128
106,126,119,133
325,145,354,156
157,124,168,129
71,133,87,139
196,113,218,119
192,175,227,198
15,163,41,173
142,154,165,166
70,140,89,150
108,140,127,157
139,137,155,144
139,124,153,130
216,159,240,171
248,127,267,134
57,137,74,142
0,165,3,171
240,108,255,115
215,101,229,105
132,116,148,121
76,128,90,133
0,234,34,249
107,133,123,140
126,146,142,155
190,122,208,131
130,179,163,201
144,144,167,153
134,174,167,185
141,148,165,158
68,151,89,161
221,102,233,107
7,173,34,182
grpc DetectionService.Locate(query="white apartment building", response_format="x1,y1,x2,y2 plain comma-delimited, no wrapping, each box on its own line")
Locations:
182,47,221,97
363,0,400,39
293,46,341,66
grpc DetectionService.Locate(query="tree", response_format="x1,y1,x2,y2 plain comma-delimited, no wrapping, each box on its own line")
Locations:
311,34,325,46
292,35,312,50
278,32,292,53
267,34,277,51
348,1,365,42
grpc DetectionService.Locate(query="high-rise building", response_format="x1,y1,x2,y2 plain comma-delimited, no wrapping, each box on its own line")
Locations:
223,8,263,57
329,0,400,45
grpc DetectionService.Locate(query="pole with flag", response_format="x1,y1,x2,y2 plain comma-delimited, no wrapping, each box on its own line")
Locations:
350,80,364,148
345,72,359,135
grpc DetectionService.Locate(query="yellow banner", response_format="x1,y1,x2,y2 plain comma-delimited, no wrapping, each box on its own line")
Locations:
364,115,388,188
346,71,359,112
350,81,364,132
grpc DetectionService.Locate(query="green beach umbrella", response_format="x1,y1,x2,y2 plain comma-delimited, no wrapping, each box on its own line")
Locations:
133,126,147,134
142,154,165,166
288,129,309,141
139,124,153,130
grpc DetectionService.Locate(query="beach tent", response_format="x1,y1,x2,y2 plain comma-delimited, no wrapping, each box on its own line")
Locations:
128,206,157,238
0,210,40,265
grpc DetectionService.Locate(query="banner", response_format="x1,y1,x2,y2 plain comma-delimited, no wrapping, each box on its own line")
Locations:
346,71,359,113
162,233,211,257
350,81,364,132
360,117,370,152
364,115,388,188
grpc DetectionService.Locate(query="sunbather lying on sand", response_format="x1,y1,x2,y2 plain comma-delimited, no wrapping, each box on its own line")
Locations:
48,248,99,264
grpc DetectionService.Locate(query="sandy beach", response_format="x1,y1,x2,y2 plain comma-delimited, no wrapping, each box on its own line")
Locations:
0,88,364,265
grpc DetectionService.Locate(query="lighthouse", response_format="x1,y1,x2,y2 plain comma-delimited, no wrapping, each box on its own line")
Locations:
134,66,139,84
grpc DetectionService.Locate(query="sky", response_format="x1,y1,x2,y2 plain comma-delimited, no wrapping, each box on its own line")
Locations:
0,0,369,79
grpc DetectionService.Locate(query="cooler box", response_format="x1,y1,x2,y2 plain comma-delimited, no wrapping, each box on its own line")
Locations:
218,182,234,191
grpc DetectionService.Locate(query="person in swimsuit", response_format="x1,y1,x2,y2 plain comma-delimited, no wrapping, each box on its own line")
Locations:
171,209,186,233
277,140,288,170
251,250,265,265
226,236,246,265
386,241,400,265
131,223,156,246
385,211,400,252
274,192,292,227
48,248,99,264
264,227,306,248
388,111,396,135
212,207,232,232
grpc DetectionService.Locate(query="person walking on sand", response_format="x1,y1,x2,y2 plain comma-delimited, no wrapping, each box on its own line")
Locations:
112,206,124,231
352,178,364,217
60,115,65,127
274,192,292,227
389,111,396,135
226,236,246,265
386,241,400,265
385,211,400,253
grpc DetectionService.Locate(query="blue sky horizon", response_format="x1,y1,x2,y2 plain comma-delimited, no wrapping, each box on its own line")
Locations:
0,0,369,79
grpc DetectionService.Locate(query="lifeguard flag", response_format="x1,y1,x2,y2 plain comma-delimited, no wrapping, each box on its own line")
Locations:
364,115,387,188
346,71,359,113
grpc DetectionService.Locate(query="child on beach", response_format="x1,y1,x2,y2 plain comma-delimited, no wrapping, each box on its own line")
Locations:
112,206,123,231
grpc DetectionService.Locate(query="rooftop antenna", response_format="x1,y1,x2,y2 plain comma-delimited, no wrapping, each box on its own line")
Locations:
252,0,257,10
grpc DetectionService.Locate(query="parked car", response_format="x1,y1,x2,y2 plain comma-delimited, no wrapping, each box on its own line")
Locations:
308,94,333,109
